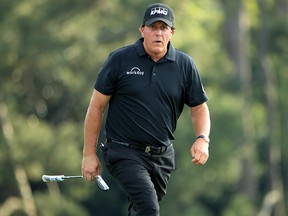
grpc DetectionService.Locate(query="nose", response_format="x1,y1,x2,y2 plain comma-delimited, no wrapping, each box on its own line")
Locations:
155,28,162,36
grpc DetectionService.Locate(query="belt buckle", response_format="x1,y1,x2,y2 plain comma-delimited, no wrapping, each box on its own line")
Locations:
145,146,151,153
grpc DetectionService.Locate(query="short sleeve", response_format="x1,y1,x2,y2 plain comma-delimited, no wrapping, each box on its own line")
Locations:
94,52,119,95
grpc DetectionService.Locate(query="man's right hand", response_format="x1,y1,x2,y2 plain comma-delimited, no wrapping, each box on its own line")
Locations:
81,154,101,181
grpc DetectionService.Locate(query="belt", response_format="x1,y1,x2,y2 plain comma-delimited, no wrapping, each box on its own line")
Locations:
106,139,169,155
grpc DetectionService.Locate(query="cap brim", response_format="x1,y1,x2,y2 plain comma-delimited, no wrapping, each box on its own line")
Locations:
144,18,173,27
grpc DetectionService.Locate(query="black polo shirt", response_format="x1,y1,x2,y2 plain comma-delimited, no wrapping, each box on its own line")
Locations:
95,38,208,146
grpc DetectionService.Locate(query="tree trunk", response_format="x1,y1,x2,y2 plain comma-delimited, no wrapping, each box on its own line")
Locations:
0,103,37,216
221,0,257,201
256,0,286,215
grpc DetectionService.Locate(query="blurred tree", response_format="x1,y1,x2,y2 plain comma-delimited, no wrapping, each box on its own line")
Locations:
254,0,287,215
221,0,258,205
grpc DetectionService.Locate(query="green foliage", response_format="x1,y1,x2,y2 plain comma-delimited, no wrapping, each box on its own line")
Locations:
222,194,257,216
0,0,288,215
35,193,90,216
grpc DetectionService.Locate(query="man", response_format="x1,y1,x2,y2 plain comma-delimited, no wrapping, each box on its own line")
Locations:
82,3,210,216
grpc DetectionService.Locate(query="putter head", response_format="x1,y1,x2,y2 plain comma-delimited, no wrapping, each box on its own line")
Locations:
96,176,109,191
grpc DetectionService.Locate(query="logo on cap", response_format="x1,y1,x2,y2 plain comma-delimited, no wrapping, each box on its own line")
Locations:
150,7,168,16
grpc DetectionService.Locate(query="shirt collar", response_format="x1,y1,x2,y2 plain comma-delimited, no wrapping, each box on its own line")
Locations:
135,38,176,62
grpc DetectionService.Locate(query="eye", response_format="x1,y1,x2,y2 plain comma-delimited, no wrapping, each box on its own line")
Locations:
149,24,156,29
160,25,169,30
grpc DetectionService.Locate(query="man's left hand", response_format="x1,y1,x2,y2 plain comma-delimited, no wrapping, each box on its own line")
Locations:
190,139,209,165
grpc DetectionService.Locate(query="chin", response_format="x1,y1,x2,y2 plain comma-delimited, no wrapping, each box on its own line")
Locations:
152,47,164,53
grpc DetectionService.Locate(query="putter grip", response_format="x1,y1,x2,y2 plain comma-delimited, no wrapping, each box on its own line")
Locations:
42,175,65,182
96,176,109,191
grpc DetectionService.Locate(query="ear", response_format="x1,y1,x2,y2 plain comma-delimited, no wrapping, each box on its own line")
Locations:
171,28,175,35
139,26,145,37
170,29,175,40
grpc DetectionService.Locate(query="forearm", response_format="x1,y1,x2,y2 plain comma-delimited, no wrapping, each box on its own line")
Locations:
190,102,211,137
190,103,210,165
83,90,110,157
83,106,103,156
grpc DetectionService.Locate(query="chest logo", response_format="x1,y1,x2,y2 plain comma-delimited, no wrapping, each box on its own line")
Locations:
126,67,144,76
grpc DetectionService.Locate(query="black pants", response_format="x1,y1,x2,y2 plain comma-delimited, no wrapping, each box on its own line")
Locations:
101,141,177,216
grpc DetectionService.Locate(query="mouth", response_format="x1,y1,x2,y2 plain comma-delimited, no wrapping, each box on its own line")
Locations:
153,40,163,45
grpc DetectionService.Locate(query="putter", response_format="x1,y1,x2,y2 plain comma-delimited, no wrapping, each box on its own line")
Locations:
42,175,109,191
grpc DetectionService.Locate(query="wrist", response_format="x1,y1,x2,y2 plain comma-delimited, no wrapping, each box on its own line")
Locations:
196,135,210,144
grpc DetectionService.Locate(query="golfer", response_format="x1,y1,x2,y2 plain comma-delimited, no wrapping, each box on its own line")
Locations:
82,3,211,215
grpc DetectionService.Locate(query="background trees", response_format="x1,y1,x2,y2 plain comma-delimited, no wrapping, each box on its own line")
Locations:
0,0,287,215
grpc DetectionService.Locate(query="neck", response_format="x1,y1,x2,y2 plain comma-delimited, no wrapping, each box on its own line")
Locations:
150,54,164,62
143,45,167,62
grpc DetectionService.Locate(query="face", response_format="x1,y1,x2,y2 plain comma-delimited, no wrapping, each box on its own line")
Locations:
140,21,175,61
